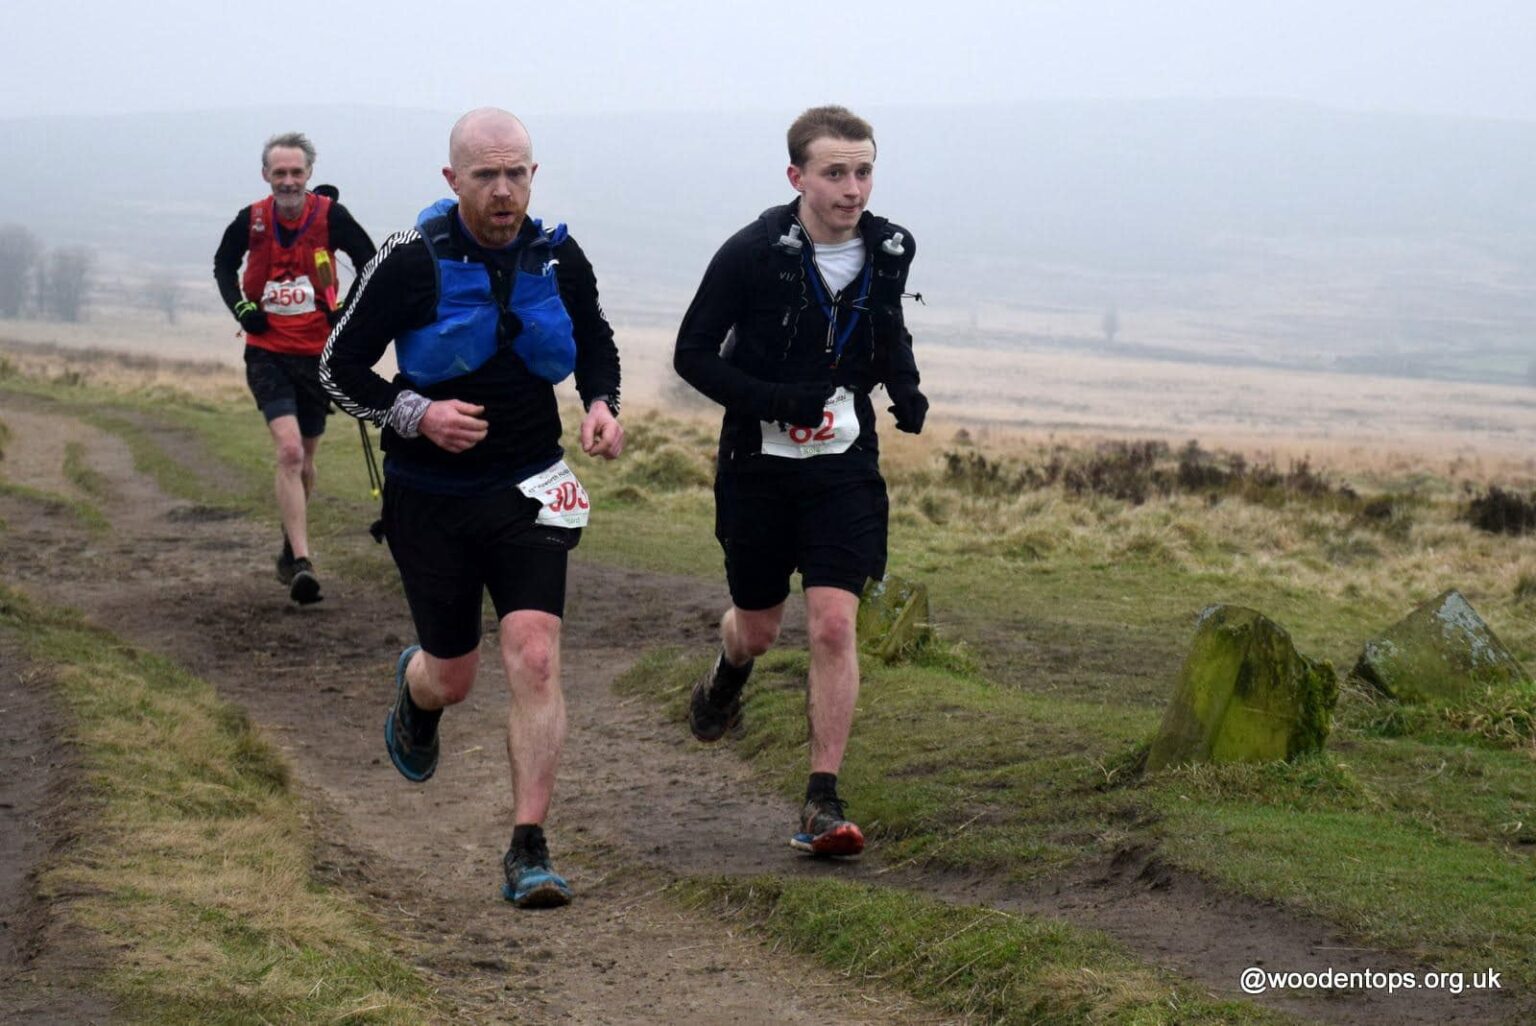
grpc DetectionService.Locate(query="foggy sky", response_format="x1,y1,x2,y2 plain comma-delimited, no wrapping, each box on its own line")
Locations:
3,1,1533,123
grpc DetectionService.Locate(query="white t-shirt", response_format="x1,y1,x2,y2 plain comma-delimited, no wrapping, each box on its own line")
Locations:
813,238,866,295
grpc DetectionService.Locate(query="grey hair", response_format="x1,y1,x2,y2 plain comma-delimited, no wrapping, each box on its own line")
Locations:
262,132,316,169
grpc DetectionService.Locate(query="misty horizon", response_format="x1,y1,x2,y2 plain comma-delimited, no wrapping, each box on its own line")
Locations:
3,94,1535,388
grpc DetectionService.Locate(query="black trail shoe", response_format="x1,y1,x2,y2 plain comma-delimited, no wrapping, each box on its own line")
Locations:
289,557,322,605
689,653,751,742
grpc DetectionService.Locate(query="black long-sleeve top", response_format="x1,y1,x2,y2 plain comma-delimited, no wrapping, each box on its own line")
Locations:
213,201,376,315
674,200,920,468
321,212,621,490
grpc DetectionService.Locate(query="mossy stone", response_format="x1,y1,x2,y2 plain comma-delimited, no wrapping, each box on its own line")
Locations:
1147,605,1338,771
857,575,932,663
1351,589,1530,705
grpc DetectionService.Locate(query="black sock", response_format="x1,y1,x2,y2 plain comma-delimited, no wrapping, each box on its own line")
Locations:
715,650,754,689
281,533,294,561
402,685,442,739
807,772,838,802
511,823,545,856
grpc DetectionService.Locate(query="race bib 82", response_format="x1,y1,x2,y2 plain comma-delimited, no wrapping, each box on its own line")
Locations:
760,386,859,459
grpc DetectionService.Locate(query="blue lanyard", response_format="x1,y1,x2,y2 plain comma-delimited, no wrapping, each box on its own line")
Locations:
802,245,874,363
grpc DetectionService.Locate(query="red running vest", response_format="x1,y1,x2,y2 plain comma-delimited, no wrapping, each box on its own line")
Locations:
241,192,336,355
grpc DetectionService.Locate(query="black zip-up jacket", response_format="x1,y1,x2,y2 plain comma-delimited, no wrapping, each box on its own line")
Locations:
674,199,920,468
320,210,621,489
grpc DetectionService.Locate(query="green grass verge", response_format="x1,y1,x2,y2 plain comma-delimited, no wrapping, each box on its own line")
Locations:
4,375,401,589
616,648,1152,877
676,877,1296,1025
0,479,108,532
62,439,114,503
617,647,1536,989
0,585,455,1025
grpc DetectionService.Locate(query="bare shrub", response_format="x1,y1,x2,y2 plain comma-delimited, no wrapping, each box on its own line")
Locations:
1465,485,1536,536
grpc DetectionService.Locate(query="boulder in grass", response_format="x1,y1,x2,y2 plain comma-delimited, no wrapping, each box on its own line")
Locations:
1351,589,1530,705
857,575,932,663
1147,605,1338,772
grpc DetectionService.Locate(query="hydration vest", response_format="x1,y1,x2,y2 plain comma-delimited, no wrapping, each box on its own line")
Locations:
396,200,578,388
730,203,910,390
242,192,336,355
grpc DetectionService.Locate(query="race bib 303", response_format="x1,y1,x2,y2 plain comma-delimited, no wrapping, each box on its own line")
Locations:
517,459,591,528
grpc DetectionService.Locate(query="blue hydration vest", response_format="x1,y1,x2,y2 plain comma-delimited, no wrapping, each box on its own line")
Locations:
396,199,578,387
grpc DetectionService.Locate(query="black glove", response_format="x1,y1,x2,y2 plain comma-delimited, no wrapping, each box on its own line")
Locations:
765,381,834,428
235,300,268,336
887,381,928,434
324,305,341,328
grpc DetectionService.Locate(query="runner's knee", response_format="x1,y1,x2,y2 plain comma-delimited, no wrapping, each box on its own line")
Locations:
808,606,857,655
426,653,477,704
731,611,781,656
275,441,305,473
503,619,559,691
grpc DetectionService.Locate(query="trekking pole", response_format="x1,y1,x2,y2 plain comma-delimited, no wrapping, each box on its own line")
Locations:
358,420,383,498
358,420,387,543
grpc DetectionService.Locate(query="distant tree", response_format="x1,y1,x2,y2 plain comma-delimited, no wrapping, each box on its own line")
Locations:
148,278,180,325
0,224,40,318
43,247,93,322
1102,304,1120,345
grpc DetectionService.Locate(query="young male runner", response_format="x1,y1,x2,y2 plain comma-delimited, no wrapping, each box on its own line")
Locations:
674,105,928,855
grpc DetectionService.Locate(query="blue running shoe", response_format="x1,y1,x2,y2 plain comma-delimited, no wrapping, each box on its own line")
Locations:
384,645,438,782
502,836,572,909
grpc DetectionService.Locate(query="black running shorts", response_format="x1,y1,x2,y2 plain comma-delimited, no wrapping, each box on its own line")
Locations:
713,464,889,611
382,479,579,658
244,347,330,438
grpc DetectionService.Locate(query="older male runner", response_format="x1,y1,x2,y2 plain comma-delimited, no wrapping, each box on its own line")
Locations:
674,105,928,857
322,108,623,907
215,132,375,604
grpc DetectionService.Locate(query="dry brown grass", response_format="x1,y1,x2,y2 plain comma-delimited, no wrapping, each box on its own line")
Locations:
10,316,1534,658
0,336,247,404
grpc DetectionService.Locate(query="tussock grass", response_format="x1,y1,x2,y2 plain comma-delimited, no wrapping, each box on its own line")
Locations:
1342,678,1536,755
676,877,1295,1026
1,587,454,1025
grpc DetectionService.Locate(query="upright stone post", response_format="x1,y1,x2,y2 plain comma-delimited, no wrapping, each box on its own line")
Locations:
1147,605,1338,771
857,575,932,663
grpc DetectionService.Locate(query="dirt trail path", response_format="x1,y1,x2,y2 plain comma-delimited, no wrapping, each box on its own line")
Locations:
0,389,1522,1025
